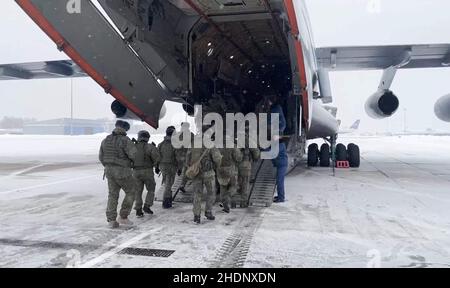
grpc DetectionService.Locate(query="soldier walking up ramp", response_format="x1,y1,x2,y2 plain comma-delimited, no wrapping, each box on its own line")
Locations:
158,160,277,208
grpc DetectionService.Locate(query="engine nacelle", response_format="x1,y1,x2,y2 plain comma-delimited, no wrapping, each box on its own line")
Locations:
111,100,167,121
111,100,140,121
434,94,450,122
365,90,400,119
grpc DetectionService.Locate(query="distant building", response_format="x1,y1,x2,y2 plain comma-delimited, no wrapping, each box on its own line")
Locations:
0,129,23,135
23,118,107,135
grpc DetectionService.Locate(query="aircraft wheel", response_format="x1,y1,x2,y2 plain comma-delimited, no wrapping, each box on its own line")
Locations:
319,144,331,167
335,143,347,162
347,143,360,168
307,143,319,167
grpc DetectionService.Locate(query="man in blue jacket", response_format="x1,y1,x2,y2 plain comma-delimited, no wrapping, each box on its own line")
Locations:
268,96,288,203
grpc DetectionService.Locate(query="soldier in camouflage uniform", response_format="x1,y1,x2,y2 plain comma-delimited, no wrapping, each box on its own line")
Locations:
187,126,222,224
99,120,137,229
157,126,177,209
174,122,195,193
206,93,228,117
217,134,242,213
133,130,161,218
237,127,260,208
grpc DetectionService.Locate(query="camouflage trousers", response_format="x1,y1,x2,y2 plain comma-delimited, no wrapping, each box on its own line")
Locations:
192,173,216,217
160,164,176,200
133,168,156,210
180,165,189,188
217,166,237,207
106,175,136,222
238,167,252,204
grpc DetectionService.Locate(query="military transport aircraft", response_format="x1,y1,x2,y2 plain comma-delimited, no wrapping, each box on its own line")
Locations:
2,0,450,169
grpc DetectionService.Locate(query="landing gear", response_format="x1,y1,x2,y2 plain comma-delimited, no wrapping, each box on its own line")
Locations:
335,143,347,162
307,136,360,169
347,143,361,168
307,143,319,167
319,144,331,167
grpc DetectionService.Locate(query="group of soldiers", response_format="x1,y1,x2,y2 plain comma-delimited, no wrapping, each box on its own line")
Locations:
99,119,260,228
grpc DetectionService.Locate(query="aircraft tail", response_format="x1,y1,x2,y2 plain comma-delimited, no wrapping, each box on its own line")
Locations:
350,120,361,130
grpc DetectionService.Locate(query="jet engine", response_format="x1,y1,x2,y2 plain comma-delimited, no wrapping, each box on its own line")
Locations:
111,100,167,121
365,90,400,119
434,94,450,122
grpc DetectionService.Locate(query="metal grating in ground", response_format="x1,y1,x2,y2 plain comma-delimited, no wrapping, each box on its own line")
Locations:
118,247,175,258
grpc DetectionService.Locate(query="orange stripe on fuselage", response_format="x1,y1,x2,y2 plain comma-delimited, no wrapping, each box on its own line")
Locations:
15,0,158,128
284,0,309,128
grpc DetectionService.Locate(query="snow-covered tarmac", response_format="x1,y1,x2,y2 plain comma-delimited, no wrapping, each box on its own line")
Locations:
0,134,449,268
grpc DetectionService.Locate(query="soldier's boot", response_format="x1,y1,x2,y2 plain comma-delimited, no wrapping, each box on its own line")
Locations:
143,205,154,215
117,217,134,227
108,220,119,229
194,215,201,224
205,211,215,221
136,209,144,218
240,201,249,208
222,203,230,214
162,198,172,209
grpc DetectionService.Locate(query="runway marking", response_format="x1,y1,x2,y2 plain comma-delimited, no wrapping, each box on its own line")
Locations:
79,227,164,268
1,163,48,179
0,175,97,195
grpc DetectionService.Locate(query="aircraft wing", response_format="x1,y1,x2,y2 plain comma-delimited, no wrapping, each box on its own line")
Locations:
316,44,450,71
0,60,87,80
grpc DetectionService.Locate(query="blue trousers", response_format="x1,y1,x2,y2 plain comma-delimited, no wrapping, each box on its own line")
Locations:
276,165,287,201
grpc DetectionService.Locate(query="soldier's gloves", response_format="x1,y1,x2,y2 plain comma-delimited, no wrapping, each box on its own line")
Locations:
155,167,161,175
177,169,182,176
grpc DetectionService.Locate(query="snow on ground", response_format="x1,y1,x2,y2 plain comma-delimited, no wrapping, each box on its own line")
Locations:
0,134,165,163
247,135,450,268
0,135,449,267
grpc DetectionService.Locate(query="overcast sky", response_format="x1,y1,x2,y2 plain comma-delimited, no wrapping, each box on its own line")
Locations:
1,0,450,132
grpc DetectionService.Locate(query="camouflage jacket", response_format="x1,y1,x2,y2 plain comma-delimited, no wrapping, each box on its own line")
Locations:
186,145,222,178
134,141,160,169
173,131,195,168
99,127,136,168
158,136,177,166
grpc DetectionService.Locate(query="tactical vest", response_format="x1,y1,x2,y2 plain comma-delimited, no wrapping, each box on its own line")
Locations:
134,142,153,169
220,148,236,167
159,139,175,164
242,148,253,162
102,134,132,168
190,148,215,173
175,147,187,163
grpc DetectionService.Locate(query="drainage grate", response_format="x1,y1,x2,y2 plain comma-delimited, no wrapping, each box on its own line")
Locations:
118,248,175,258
